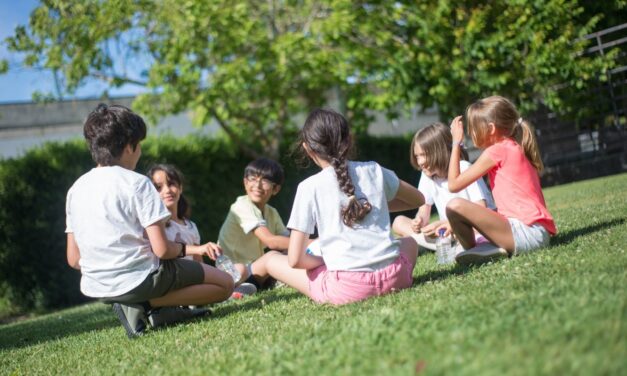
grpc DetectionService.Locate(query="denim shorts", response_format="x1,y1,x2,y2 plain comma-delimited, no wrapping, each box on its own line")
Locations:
508,218,550,255
101,258,205,304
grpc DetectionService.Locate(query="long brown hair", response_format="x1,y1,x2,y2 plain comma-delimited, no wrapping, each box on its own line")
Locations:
148,164,191,220
299,108,371,227
410,122,468,177
466,96,544,173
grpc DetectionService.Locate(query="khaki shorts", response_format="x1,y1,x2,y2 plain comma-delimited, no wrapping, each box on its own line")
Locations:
102,258,205,304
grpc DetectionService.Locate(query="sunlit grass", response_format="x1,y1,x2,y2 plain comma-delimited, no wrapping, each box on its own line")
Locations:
1,173,625,375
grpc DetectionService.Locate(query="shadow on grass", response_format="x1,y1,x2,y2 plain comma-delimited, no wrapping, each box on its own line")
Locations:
552,218,625,246
210,289,303,318
410,217,626,286
412,265,469,286
0,303,117,351
0,290,305,351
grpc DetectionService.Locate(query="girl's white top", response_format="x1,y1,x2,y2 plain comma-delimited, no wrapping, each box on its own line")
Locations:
165,219,201,261
287,161,400,271
418,160,496,220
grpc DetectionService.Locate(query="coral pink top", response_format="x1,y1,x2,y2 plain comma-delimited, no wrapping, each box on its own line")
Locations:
484,138,556,235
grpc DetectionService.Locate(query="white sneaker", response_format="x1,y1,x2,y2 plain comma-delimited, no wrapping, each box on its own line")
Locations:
455,242,509,265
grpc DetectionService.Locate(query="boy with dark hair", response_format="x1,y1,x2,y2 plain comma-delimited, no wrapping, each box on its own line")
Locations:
66,104,234,338
218,157,292,289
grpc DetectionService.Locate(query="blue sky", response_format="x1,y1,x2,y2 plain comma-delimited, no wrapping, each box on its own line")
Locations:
0,0,142,103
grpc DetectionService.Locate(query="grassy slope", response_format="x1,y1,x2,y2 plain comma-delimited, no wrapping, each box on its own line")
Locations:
1,174,625,375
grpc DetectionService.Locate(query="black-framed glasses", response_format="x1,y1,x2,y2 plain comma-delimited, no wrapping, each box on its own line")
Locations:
245,175,275,189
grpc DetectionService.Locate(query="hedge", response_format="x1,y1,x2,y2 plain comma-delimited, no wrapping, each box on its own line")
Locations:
0,134,417,311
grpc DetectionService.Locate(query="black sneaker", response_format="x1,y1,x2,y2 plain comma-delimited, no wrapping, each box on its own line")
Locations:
148,306,211,328
112,303,147,339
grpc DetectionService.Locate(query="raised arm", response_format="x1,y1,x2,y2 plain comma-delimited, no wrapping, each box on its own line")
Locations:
388,180,425,212
447,116,495,193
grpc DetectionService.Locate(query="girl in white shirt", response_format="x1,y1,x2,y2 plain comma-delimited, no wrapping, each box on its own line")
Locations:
149,164,204,263
392,123,495,251
250,109,424,305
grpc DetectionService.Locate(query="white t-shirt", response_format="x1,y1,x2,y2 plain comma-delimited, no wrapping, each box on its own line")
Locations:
65,166,170,298
287,161,400,272
418,160,495,220
165,219,201,261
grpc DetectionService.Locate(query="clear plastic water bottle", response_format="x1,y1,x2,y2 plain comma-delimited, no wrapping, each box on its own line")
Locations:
215,254,241,282
436,229,452,265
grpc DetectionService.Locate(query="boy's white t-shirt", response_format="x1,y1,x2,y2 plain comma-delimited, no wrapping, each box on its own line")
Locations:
65,166,171,298
287,161,400,272
419,160,496,220
165,219,201,261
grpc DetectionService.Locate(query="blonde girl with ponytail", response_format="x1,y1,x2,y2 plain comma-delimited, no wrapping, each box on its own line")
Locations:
447,96,556,265
249,108,425,305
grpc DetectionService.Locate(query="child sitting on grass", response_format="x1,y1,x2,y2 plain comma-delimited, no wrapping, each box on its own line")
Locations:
149,163,205,263
446,96,557,264
249,108,425,305
149,163,257,298
392,122,495,252
218,158,292,290
65,104,234,338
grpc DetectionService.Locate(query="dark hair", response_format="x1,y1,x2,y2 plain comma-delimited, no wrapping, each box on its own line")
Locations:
244,157,285,185
409,122,468,177
148,164,191,220
83,103,147,166
300,108,371,227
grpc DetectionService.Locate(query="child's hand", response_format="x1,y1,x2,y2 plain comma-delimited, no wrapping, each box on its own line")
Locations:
410,216,425,233
450,115,464,144
199,241,222,261
434,221,452,237
420,222,438,237
421,220,452,237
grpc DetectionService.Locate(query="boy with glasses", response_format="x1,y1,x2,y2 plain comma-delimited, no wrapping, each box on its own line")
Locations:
218,158,291,289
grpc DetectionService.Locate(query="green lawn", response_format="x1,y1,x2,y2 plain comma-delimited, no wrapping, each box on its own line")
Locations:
1,174,625,375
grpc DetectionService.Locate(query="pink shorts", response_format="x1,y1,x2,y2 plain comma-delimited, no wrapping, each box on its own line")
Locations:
307,253,415,305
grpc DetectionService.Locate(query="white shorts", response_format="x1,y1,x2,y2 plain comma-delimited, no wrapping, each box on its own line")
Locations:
508,218,550,255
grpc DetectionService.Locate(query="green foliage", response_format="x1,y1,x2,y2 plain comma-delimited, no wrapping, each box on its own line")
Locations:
0,134,416,312
0,140,92,311
2,0,618,156
0,174,625,375
338,0,618,119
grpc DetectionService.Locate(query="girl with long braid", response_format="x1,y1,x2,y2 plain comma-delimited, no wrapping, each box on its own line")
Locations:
250,108,424,305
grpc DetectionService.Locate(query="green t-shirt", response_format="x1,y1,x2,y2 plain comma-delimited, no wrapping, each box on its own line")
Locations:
218,195,288,264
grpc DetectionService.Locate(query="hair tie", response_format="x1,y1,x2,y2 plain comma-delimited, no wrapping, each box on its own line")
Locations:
517,117,523,127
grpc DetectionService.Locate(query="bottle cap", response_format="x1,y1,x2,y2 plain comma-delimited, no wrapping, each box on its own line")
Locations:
438,228,446,237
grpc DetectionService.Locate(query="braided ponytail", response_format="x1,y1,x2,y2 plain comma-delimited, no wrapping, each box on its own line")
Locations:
300,108,372,227
331,157,372,227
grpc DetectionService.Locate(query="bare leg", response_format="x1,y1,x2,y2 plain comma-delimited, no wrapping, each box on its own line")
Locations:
251,252,312,298
392,215,415,237
446,198,515,252
233,263,248,285
149,264,234,307
398,236,419,268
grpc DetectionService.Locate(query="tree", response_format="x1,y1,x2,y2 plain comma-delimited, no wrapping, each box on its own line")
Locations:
2,1,619,157
331,0,623,119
